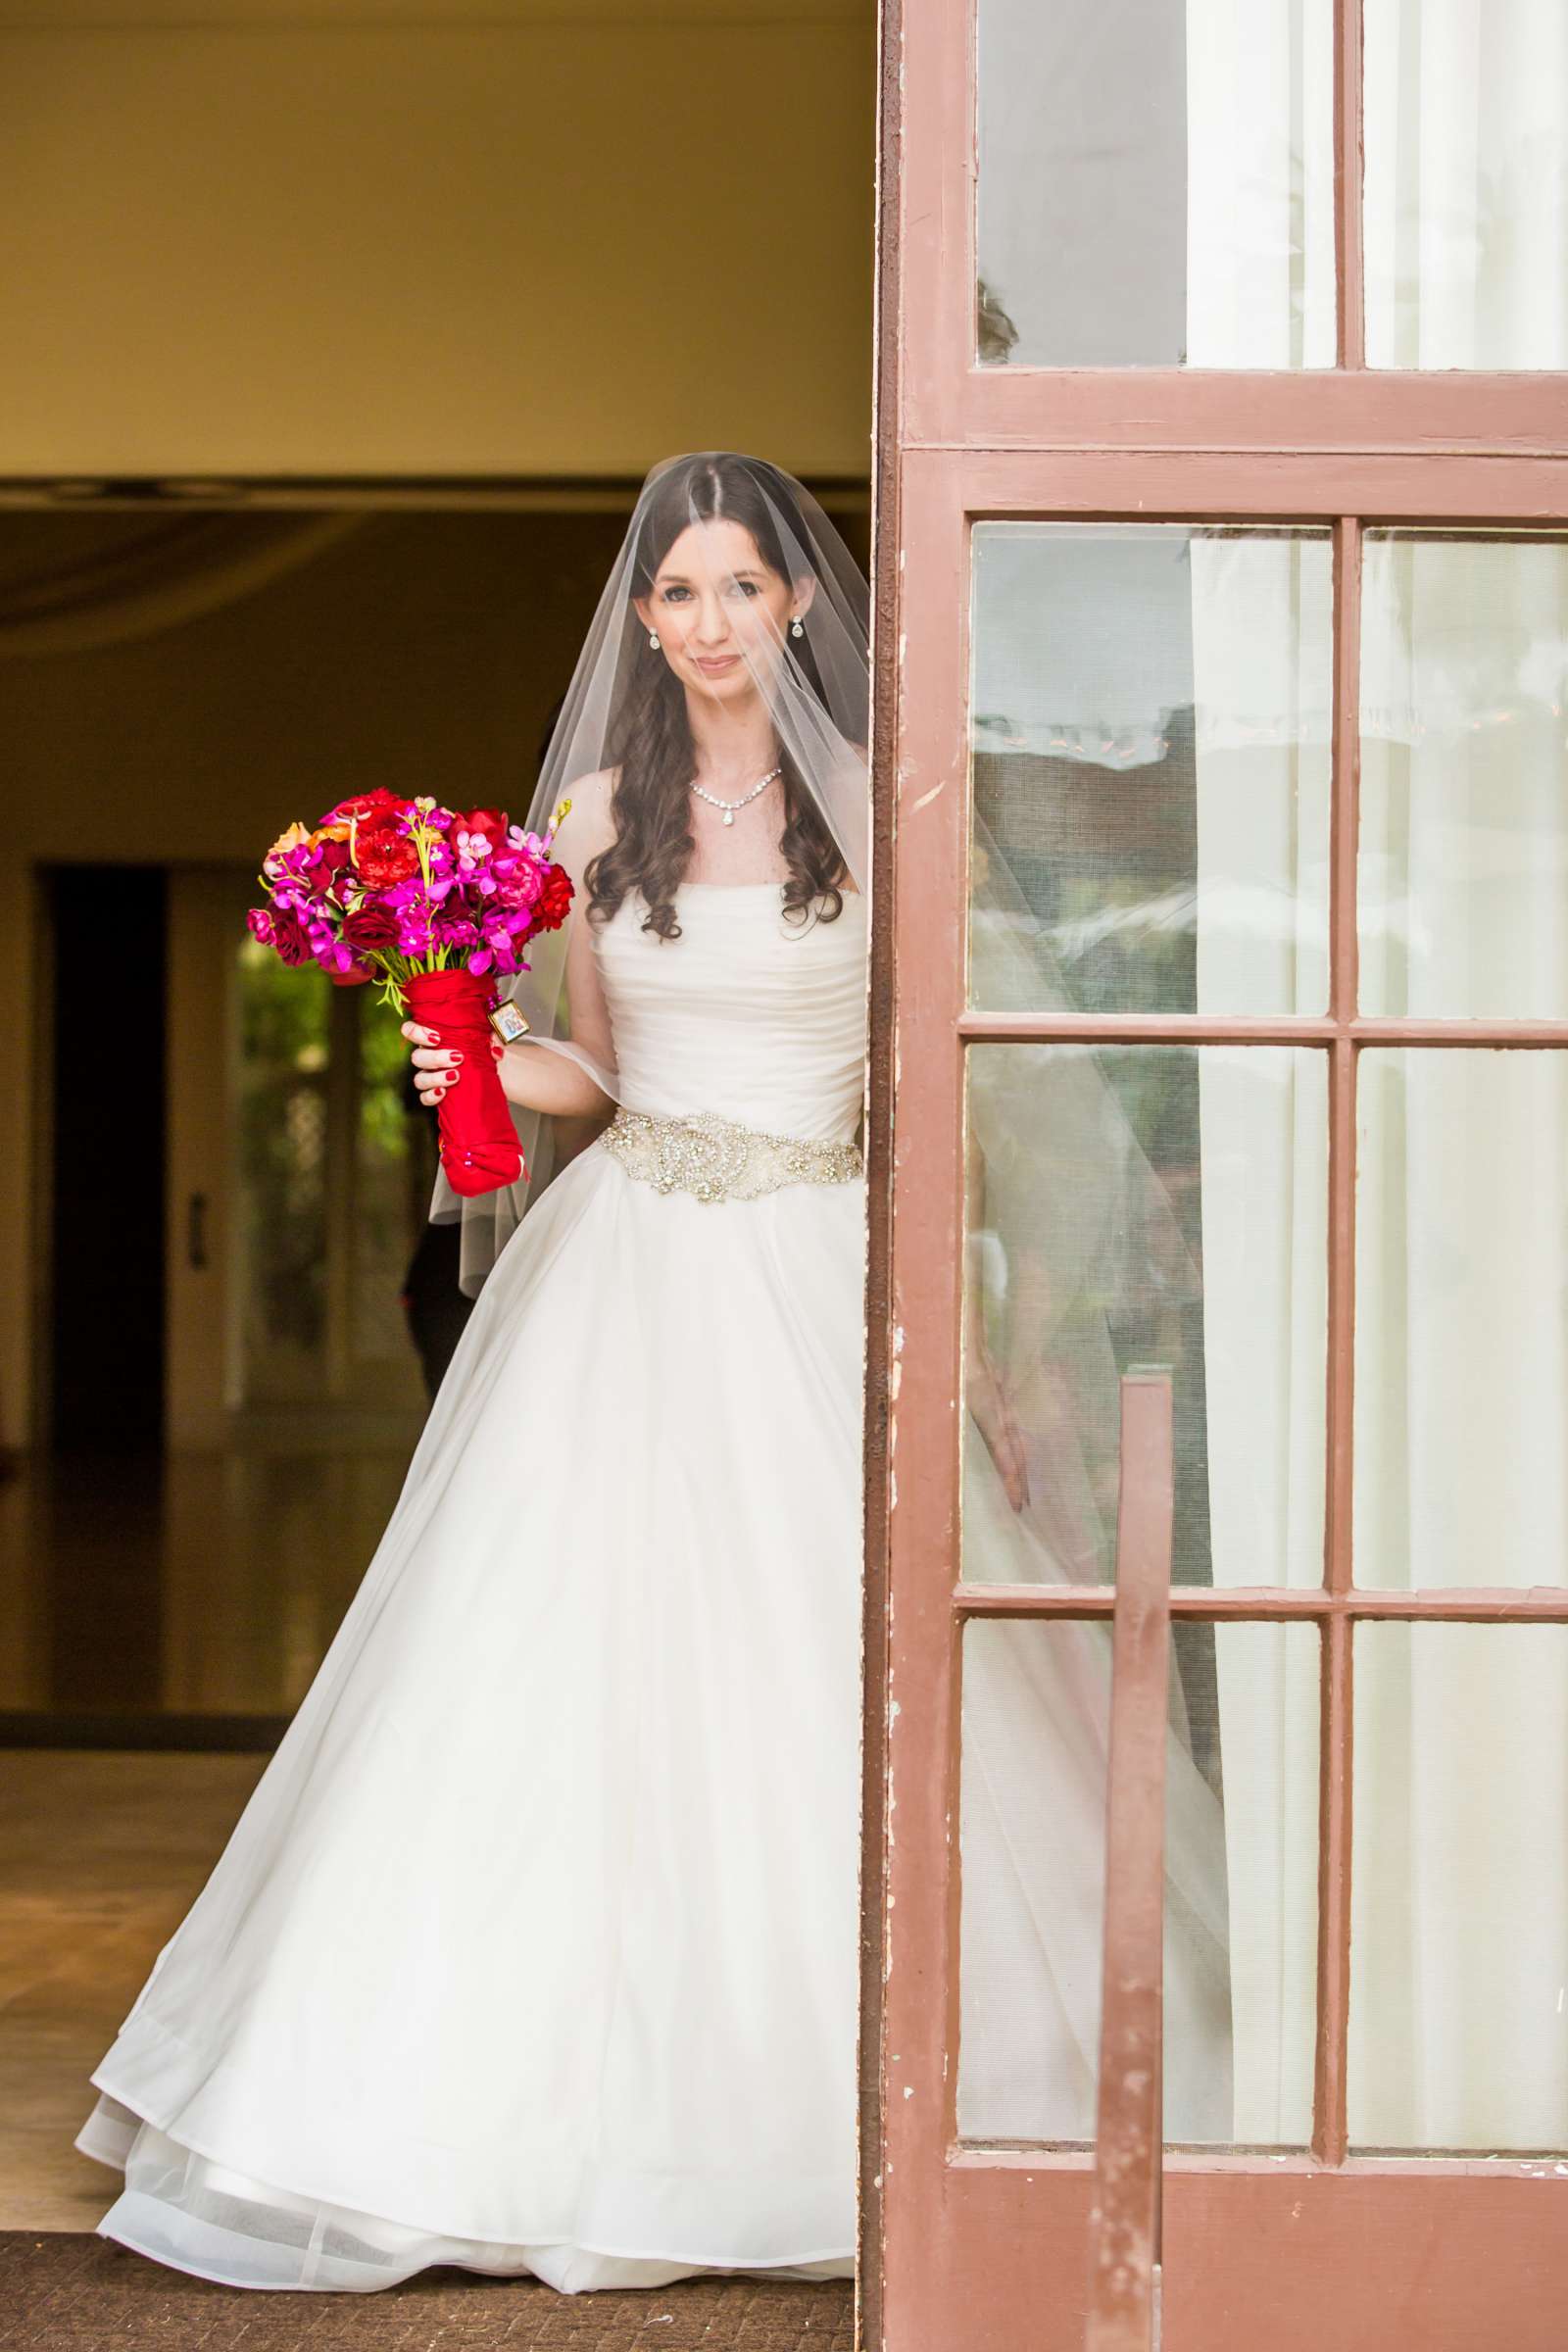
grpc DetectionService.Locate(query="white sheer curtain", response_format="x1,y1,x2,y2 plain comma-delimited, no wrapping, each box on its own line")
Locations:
1194,0,1568,2147
1184,0,1336,369
1349,537,1568,2147
1362,0,1568,369
1191,533,1330,2144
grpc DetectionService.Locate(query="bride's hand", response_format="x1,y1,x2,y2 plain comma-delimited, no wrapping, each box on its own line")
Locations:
401,1020,503,1109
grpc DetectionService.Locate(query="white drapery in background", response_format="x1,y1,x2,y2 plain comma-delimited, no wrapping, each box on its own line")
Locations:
1362,0,1568,369
1184,0,1336,368
1349,535,1568,2146
1196,0,1568,2147
1190,531,1331,2145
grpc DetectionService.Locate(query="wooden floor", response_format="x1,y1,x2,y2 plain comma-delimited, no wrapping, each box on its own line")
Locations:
0,1748,268,2230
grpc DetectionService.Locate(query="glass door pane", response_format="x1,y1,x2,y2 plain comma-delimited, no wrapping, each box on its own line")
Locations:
1351,1624,1568,2148
236,939,425,1413
958,1619,1320,2147
1364,0,1568,369
1359,532,1568,1017
970,524,1333,1015
963,1045,1327,1591
977,0,1336,366
237,939,332,1403
1355,1048,1568,1591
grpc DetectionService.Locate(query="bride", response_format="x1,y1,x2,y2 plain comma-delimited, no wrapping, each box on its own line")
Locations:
75,452,878,2295
74,451,1234,2298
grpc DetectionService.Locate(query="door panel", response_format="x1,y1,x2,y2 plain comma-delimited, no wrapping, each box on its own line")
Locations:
865,0,1568,2338
166,867,251,1447
968,523,1334,1020
166,868,428,1446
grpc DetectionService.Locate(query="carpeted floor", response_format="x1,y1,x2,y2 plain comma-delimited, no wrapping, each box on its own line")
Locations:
0,2234,856,2351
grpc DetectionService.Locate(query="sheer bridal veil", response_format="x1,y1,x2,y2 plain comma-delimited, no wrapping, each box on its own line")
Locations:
433,450,871,1294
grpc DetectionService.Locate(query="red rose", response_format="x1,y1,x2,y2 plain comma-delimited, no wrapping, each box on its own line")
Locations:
529,860,574,933
353,818,420,888
323,788,406,826
460,807,508,849
271,910,313,967
341,905,400,955
311,838,356,903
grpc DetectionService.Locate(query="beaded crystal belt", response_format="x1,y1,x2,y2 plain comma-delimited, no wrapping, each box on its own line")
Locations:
599,1105,863,1204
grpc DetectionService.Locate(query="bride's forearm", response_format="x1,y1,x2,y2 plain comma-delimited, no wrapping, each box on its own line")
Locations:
496,1040,613,1120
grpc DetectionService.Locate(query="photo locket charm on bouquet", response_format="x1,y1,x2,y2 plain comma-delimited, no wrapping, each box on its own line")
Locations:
488,1000,532,1045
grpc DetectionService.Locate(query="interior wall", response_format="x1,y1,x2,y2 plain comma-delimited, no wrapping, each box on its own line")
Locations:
0,0,875,478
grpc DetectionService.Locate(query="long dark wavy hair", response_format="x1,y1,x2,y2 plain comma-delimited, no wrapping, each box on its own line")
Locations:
584,455,850,943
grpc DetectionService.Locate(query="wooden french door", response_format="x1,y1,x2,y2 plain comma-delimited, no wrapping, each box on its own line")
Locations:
860,2,1568,2346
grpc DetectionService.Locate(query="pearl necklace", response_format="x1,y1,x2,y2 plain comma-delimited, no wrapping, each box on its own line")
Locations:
690,764,782,826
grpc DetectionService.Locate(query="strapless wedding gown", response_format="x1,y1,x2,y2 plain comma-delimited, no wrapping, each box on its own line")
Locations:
77,884,869,2293
77,881,1234,2295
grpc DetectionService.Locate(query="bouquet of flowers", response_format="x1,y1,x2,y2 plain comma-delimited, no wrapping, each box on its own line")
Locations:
247,789,573,1199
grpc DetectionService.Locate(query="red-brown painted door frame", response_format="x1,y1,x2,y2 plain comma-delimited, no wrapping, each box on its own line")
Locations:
858,4,1568,2349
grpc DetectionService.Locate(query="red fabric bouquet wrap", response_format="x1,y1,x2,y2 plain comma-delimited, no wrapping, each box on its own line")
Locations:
404,968,525,1200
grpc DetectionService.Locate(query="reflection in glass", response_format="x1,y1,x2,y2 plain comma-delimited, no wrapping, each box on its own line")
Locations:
1351,1625,1568,2150
962,1046,1326,1591
958,1619,1318,2147
969,525,1332,1016
1364,2,1568,369
1355,1051,1568,1592
237,938,331,1395
354,1004,426,1368
236,939,425,1411
976,0,1335,367
1359,534,1568,1018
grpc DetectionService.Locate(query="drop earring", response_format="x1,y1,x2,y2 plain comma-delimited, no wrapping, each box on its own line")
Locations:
789,615,805,639
648,629,661,650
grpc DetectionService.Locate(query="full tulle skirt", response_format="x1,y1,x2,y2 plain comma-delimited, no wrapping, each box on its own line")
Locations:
78,1129,1233,2294
78,1139,865,2291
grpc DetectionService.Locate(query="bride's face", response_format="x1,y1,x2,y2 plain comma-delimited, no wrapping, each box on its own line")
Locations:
636,518,812,704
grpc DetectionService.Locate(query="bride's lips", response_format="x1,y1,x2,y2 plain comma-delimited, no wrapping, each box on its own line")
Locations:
692,654,741,673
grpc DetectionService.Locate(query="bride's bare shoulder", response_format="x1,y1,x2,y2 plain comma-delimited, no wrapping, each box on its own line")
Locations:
556,765,619,859
567,764,617,810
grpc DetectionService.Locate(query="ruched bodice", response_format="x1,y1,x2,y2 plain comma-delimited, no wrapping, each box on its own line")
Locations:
593,883,868,1143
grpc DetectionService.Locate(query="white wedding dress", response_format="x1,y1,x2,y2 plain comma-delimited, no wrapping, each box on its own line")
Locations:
77,877,1235,2294
77,882,869,2293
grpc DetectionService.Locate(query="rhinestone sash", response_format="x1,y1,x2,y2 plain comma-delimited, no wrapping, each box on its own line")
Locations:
598,1105,863,1203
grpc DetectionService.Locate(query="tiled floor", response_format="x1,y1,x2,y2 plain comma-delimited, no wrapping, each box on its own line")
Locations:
0,1748,268,2230
0,1435,418,1722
